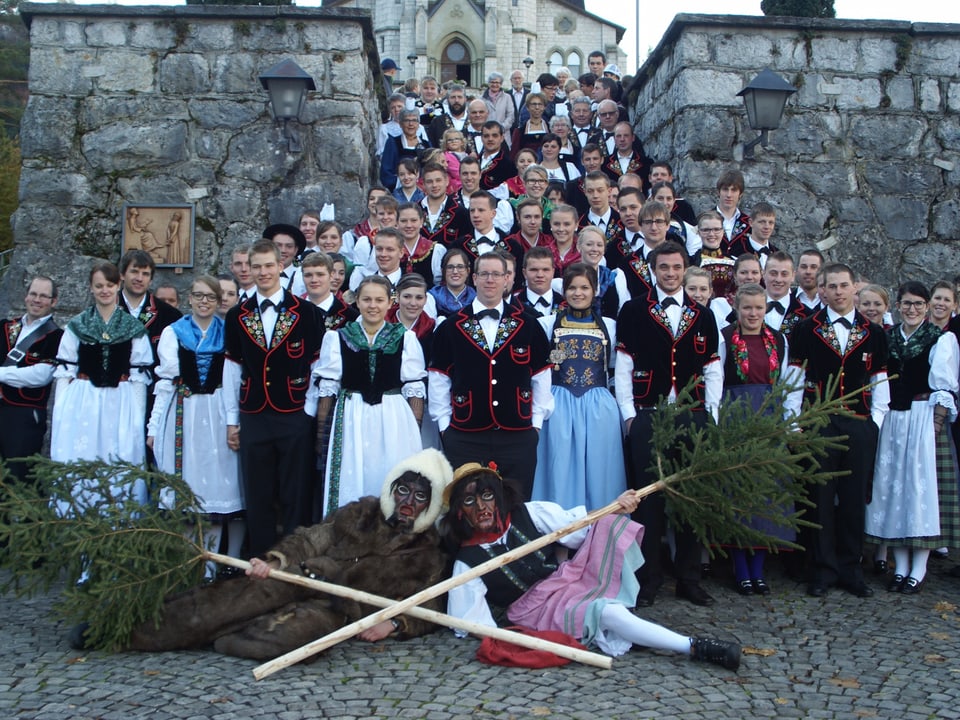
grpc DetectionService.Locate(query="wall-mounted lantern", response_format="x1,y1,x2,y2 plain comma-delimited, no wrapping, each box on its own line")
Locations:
737,68,797,159
259,58,316,153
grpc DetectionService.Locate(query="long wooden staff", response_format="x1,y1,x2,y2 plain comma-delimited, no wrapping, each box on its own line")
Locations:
253,481,665,679
203,552,611,670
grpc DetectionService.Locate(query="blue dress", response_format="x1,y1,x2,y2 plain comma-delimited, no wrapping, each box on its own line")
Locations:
532,310,627,509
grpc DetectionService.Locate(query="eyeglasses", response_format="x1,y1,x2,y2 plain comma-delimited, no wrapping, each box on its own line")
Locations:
461,489,496,507
475,271,506,280
699,227,723,234
446,264,469,271
898,300,927,309
525,178,547,185
526,102,544,108
598,111,617,117
641,219,668,227
26,292,54,300
191,292,219,302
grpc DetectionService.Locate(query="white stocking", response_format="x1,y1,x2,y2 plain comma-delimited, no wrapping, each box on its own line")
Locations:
599,604,691,655
226,518,246,558
910,548,930,582
892,547,910,577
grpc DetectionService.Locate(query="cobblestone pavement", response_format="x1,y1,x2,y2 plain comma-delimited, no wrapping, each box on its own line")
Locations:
3,559,960,720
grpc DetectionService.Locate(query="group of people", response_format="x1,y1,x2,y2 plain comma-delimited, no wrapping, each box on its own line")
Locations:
3,55,959,667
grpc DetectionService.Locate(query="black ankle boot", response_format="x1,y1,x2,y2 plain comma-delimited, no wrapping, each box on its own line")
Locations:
67,622,91,651
691,637,741,670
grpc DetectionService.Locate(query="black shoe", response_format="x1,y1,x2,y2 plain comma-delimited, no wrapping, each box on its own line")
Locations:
735,579,753,596
676,581,715,606
948,565,960,578
701,563,712,578
838,579,874,598
873,559,888,575
636,581,661,607
932,549,949,560
752,578,771,596
216,565,245,581
691,637,741,671
807,583,827,597
887,574,906,592
901,576,924,595
67,622,91,651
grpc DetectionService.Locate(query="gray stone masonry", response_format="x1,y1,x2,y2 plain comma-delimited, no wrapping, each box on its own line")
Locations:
633,14,960,289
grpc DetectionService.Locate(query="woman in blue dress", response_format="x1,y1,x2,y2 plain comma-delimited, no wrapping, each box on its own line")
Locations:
532,262,626,509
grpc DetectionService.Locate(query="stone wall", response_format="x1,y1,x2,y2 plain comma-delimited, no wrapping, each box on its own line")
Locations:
2,3,381,315
633,14,960,289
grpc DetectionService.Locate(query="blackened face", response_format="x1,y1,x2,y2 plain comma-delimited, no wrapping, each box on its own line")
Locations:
393,476,431,528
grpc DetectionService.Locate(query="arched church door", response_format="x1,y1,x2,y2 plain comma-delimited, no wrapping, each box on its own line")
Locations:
440,40,471,85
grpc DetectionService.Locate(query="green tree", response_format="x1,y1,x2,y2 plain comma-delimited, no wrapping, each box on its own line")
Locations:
761,0,836,18
0,133,18,252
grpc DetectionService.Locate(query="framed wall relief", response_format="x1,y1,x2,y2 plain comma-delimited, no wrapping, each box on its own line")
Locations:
121,203,195,268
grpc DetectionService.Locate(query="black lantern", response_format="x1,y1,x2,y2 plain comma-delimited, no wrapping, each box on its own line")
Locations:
522,55,534,80
259,59,316,153
737,68,797,158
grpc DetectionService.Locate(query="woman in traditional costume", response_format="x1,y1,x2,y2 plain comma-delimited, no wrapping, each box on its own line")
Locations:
533,263,625,509
866,281,960,594
315,276,426,516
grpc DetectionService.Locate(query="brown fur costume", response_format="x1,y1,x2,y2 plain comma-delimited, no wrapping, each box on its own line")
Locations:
129,496,447,660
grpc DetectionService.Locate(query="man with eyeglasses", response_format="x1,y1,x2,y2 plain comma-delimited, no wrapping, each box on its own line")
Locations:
619,199,672,299
587,100,624,159
0,276,64,485
429,252,553,499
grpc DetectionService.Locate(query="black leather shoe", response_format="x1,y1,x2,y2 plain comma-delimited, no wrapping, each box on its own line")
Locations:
873,559,888,575
838,579,874,598
752,578,771,595
67,622,91,651
807,583,827,597
887,574,906,592
691,637,741,671
901,576,924,595
735,579,753,596
676,581,715,606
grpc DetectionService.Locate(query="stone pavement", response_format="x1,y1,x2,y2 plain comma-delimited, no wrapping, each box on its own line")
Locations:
3,559,960,720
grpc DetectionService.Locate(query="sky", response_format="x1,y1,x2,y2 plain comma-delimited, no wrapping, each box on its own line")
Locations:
55,0,960,74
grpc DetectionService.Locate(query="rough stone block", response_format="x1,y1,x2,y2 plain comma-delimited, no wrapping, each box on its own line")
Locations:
833,77,883,109
673,108,731,157
221,127,289,183
159,53,212,94
796,73,827,108
329,53,369,97
18,169,96,207
849,116,925,158
81,96,189,130
948,82,960,113
885,77,914,111
30,19,86,47
129,20,176,50
84,22,128,47
312,125,368,180
193,129,232,160
211,185,265,225
900,241,960,286
188,22,237,51
188,99,263,130
212,53,258,94
786,160,855,196
861,162,942,195
907,38,960,77
28,48,96,96
674,32,711,65
920,79,941,113
810,36,861,71
772,37,807,67
777,113,828,157
713,33,774,69
872,195,929,240
857,37,897,73
676,69,743,108
931,198,960,239
936,117,960,153
96,50,156,93
81,120,188,172
302,22,363,52
19,96,79,161
115,175,193,205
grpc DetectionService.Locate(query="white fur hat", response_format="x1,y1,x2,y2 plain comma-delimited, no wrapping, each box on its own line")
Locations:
380,448,454,533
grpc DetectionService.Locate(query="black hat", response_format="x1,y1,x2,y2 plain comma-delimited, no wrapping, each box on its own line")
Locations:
263,224,306,256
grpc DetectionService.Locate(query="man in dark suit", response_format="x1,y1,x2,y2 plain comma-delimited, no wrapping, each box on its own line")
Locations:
224,238,323,556
419,163,471,248
429,252,553,499
117,249,182,366
762,251,806,337
508,70,529,131
787,263,890,599
516,247,562,317
0,276,63,485
478,121,517,191
615,241,722,607
450,191,525,289
427,84,468,148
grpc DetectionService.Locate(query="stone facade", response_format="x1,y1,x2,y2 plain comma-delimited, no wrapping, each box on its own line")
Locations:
2,3,381,315
326,0,623,88
632,14,960,289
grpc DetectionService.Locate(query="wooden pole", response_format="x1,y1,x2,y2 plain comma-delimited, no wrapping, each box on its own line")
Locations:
253,481,665,679
204,552,611,671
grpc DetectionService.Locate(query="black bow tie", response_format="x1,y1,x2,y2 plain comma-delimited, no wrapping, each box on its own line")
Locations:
832,316,852,329
476,308,501,321
755,246,771,255
535,297,550,308
260,298,274,312
660,297,679,308
478,236,494,245
603,132,614,140
766,301,786,315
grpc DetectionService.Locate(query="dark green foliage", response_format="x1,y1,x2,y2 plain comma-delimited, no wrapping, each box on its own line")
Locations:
0,133,18,251
0,458,209,651
647,374,853,555
761,0,836,18
0,15,28,139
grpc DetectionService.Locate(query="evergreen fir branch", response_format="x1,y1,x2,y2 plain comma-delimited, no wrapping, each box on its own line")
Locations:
0,456,209,651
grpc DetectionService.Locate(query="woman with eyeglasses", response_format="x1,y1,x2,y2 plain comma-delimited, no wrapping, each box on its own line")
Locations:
511,92,549,161
428,248,477,318
504,148,539,199
147,276,244,579
865,281,960,595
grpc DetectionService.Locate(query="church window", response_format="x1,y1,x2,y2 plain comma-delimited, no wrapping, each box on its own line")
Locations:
558,16,573,33
566,51,581,78
441,40,472,85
